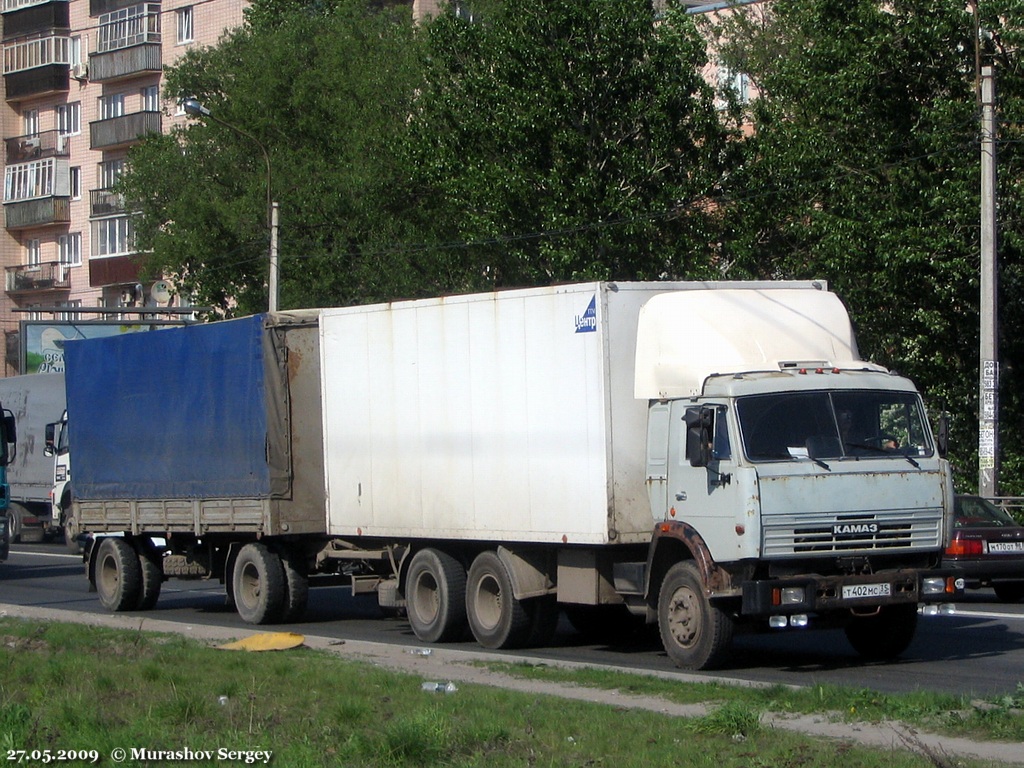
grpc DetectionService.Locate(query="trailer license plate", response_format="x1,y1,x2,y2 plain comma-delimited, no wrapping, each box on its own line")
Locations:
842,583,891,600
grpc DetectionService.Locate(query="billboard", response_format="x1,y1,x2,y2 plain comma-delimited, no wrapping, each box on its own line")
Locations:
20,320,186,374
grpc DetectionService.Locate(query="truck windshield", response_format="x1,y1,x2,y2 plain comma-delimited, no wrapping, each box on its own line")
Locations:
736,390,933,463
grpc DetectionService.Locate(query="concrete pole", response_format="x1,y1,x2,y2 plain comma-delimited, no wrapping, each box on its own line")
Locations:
979,66,999,497
269,202,280,313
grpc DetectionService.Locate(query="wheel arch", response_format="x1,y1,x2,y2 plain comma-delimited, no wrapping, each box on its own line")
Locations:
645,522,729,606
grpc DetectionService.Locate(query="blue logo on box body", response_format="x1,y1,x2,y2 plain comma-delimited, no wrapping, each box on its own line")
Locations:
575,296,597,333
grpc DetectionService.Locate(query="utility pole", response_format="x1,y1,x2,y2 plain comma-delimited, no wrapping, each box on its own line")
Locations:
269,202,280,313
979,65,999,497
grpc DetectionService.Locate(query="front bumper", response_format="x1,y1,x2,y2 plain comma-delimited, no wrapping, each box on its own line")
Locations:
741,569,962,617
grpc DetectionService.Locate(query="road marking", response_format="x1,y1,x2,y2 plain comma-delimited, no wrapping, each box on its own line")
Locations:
939,606,1024,622
8,549,82,560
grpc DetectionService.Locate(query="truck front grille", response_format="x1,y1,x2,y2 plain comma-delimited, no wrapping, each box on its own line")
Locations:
762,510,942,557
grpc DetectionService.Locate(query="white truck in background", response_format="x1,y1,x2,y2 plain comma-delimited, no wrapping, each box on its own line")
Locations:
67,282,959,669
0,374,65,544
44,409,73,550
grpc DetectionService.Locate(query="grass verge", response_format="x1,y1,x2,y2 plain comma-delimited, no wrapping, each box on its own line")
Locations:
0,618,1013,767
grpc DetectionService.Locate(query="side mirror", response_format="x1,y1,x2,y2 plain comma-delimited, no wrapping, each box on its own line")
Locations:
684,407,714,468
0,411,15,467
936,411,949,459
44,422,56,457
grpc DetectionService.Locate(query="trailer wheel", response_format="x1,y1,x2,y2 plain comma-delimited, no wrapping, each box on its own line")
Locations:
844,604,918,660
136,548,162,610
280,550,309,623
232,543,287,624
658,561,734,670
466,550,531,649
95,538,143,612
405,548,467,643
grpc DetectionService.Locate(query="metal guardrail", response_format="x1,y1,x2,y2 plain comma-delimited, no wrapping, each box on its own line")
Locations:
988,497,1024,522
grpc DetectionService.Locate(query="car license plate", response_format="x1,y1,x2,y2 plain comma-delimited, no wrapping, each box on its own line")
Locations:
989,542,1024,553
842,583,891,600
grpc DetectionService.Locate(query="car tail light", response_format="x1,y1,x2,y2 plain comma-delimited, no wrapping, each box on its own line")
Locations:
946,533,984,557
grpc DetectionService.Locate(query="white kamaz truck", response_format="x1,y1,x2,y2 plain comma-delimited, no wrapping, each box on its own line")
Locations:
67,282,958,669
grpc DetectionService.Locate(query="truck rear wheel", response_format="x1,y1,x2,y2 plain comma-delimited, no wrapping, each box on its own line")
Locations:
95,538,143,612
844,604,918,660
658,561,734,670
405,548,467,643
466,550,531,649
136,549,162,610
232,543,287,624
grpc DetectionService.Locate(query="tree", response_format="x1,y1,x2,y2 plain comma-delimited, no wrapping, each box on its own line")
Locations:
396,0,735,291
704,0,1024,493
119,0,423,316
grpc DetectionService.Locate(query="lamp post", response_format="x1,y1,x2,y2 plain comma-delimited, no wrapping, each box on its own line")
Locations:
182,98,279,312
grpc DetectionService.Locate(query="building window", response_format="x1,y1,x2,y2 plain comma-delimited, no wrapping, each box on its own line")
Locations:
55,300,82,323
70,166,81,200
141,85,160,112
97,4,161,54
58,232,82,267
70,36,85,67
23,109,39,137
93,216,135,257
4,159,68,202
3,36,71,74
98,159,124,190
98,93,125,121
26,239,41,268
177,7,194,44
56,102,81,137
716,63,750,108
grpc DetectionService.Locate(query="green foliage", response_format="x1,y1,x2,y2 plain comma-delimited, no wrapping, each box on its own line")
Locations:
120,0,1024,489
400,0,732,291
120,0,422,315
704,0,1024,492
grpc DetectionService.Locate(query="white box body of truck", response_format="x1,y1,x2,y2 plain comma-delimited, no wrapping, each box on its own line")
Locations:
320,282,658,545
0,373,65,540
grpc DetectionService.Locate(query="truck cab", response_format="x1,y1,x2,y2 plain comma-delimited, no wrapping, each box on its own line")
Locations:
0,408,17,561
635,288,956,668
44,410,76,551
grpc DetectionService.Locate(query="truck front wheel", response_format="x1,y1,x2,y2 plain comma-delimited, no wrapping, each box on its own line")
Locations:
466,550,531,650
232,543,287,624
95,538,143,612
405,548,467,643
844,604,918,660
658,561,734,670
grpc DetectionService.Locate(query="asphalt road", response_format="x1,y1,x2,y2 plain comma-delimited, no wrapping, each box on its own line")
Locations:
3,541,1024,700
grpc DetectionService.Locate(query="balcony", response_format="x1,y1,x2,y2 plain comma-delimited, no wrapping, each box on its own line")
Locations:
90,109,161,150
89,41,160,82
4,63,69,102
4,196,70,230
4,128,70,164
90,188,126,217
5,260,71,294
1,1,70,41
90,253,142,287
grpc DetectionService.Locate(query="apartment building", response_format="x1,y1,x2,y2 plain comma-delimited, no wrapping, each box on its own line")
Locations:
0,0,252,374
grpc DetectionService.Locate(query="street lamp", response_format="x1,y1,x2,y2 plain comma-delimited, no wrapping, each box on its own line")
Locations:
182,98,280,312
